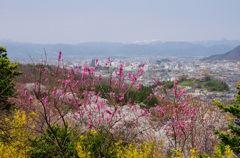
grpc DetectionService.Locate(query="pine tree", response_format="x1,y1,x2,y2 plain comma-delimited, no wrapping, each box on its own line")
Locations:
215,81,240,155
0,46,22,110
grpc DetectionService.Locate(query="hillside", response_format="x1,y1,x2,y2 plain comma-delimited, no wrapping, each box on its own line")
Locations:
202,45,240,61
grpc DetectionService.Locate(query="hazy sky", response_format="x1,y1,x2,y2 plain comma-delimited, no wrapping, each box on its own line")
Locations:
1,0,240,44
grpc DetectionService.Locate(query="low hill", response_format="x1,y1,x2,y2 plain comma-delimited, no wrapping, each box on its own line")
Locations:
202,45,240,61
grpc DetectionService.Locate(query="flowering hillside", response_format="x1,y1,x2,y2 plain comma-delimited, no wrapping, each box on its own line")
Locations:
0,49,238,157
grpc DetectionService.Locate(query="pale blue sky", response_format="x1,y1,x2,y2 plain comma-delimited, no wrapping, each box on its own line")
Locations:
1,0,240,44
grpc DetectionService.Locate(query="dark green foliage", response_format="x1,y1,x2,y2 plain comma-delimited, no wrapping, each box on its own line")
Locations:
0,47,7,58
94,85,121,104
165,81,174,89
29,124,79,158
215,81,240,155
79,129,117,158
124,86,158,108
95,84,158,108
0,46,22,110
95,85,112,99
178,76,229,92
156,81,174,89
204,80,229,92
204,75,212,82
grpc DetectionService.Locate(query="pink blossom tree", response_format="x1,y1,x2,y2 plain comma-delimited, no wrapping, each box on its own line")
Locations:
16,52,152,156
152,78,228,156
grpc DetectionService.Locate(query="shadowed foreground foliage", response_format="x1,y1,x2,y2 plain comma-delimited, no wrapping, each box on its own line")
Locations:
215,81,240,156
0,46,22,110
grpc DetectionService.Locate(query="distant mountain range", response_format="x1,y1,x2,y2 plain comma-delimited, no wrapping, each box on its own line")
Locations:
0,40,240,61
202,45,240,61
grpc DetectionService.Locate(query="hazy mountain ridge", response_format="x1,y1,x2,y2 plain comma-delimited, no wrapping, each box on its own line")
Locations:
0,40,239,61
202,45,240,61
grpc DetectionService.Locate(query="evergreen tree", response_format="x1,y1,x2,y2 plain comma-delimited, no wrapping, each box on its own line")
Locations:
215,81,240,155
0,46,21,110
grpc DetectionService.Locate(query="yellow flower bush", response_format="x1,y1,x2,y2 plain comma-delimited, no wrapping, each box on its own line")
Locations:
115,141,165,158
0,110,35,158
171,148,200,158
75,131,234,158
76,142,91,158
76,135,92,158
76,130,161,158
213,145,233,158
76,139,165,158
76,129,118,157
171,148,185,158
0,115,234,158
225,146,234,158
170,146,233,158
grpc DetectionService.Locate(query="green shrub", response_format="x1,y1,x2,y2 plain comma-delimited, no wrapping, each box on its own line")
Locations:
0,46,22,110
214,81,240,156
204,80,229,92
77,129,117,158
29,124,79,158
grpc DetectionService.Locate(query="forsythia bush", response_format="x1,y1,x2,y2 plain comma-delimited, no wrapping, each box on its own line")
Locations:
76,130,165,158
76,141,164,158
0,110,35,158
76,135,234,158
115,141,164,158
76,139,92,158
171,146,233,158
213,145,233,158
76,129,117,158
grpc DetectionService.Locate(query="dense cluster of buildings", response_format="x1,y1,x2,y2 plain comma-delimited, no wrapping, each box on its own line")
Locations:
22,55,240,102
78,56,240,101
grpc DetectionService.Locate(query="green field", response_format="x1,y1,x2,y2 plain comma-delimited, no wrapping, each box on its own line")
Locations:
178,79,229,92
179,80,197,87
